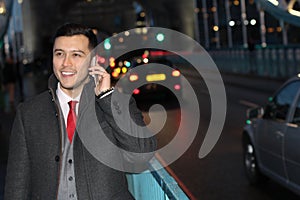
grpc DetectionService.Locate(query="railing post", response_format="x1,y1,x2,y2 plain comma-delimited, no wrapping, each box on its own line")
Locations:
295,48,300,75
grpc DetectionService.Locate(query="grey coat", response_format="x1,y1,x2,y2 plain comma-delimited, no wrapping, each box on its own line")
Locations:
4,74,156,200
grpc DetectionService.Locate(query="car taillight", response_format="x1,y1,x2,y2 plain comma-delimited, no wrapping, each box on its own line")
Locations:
129,74,139,82
172,70,180,77
98,56,106,64
174,84,181,90
133,88,140,95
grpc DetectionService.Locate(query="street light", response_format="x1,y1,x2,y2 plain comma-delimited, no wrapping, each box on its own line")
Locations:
250,19,257,25
0,1,6,15
229,20,235,26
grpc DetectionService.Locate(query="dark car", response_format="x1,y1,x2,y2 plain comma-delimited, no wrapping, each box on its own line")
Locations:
242,75,300,196
112,49,182,99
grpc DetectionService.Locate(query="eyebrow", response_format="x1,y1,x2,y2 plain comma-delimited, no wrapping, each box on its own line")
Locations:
53,49,87,55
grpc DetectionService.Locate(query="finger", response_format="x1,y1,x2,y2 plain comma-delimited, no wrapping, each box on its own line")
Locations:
89,67,107,75
89,70,109,78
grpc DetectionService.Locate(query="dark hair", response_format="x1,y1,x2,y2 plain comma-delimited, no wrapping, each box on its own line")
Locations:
53,23,98,50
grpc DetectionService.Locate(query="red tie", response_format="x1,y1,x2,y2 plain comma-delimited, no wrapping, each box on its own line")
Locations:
67,101,78,143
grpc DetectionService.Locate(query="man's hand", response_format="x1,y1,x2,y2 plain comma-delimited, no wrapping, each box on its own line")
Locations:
89,61,111,96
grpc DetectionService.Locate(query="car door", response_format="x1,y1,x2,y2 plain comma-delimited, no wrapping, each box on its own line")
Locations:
256,80,300,179
285,89,300,190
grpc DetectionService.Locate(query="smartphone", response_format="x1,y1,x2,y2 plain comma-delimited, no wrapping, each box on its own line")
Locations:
91,56,98,86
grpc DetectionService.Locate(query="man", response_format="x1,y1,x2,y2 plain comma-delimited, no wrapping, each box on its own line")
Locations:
4,23,156,199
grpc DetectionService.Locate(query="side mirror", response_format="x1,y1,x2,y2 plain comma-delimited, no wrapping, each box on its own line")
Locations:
247,107,264,119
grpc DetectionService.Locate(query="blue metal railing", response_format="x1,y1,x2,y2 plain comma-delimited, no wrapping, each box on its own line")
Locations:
126,157,190,200
209,46,300,79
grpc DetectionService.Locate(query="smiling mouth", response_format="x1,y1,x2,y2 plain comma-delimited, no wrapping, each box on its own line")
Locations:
62,71,76,76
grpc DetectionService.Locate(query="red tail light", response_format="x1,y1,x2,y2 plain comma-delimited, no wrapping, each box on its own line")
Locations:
133,89,140,95
174,84,181,90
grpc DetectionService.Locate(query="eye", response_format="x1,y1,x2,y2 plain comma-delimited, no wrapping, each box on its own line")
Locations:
73,53,83,58
54,51,64,57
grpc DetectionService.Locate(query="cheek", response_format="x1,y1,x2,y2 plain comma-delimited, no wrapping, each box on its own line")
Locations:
52,58,60,69
78,66,89,78
77,61,89,75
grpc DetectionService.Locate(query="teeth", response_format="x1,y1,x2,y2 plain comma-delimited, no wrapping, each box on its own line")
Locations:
62,71,75,75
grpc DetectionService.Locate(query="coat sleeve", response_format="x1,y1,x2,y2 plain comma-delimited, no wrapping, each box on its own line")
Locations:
95,91,157,166
4,104,31,200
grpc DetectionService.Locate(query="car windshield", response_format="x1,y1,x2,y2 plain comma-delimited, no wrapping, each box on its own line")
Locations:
264,80,300,121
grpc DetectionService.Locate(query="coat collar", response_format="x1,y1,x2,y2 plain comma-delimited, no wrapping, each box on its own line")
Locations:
47,74,95,112
48,74,59,91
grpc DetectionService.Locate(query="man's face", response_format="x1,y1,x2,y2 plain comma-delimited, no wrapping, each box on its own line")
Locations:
53,34,92,97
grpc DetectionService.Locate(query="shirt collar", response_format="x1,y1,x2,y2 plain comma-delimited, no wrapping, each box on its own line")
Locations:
56,82,81,105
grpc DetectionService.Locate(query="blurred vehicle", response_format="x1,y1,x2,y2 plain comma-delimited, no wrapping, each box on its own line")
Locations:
111,49,182,99
242,75,300,196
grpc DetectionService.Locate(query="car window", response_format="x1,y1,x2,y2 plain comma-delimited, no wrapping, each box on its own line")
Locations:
264,81,300,121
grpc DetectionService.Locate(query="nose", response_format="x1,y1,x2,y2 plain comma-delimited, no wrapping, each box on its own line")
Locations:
62,55,72,67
